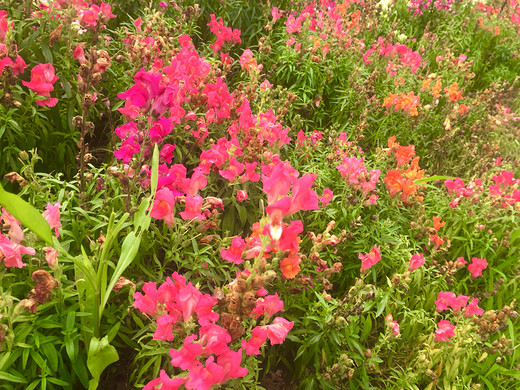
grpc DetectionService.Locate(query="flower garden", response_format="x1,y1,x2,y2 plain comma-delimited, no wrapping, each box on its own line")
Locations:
0,0,520,389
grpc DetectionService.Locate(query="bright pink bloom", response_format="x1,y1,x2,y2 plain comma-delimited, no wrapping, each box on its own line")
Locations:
134,282,158,316
42,202,61,238
464,298,484,317
217,349,248,381
177,283,202,322
468,257,487,278
170,335,203,370
265,317,294,344
184,356,225,390
143,370,185,390
150,188,176,227
262,163,295,204
159,2,168,10
199,324,231,356
435,291,456,312
221,236,246,265
153,314,176,341
236,190,248,202
409,253,425,271
241,326,267,356
180,195,205,220
385,314,400,336
195,295,219,326
255,293,284,320
434,320,456,342
289,173,319,214
278,220,303,252
22,63,59,107
456,257,467,266
451,295,470,312
240,162,260,183
0,234,35,268
358,245,381,272
319,188,333,205
219,158,244,182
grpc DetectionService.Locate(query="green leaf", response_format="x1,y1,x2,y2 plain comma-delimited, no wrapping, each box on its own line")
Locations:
99,232,142,318
150,144,159,197
0,370,28,383
87,336,119,390
0,183,53,246
414,175,455,184
376,294,388,317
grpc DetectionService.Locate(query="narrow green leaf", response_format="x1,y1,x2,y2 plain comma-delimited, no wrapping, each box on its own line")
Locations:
0,183,53,245
0,370,28,383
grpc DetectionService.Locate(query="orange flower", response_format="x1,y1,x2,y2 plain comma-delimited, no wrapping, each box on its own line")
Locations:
458,104,469,115
384,169,404,197
388,135,399,149
430,233,444,249
421,78,432,91
395,92,420,116
432,78,442,99
280,253,302,279
383,93,399,110
446,82,463,103
395,144,415,167
433,216,445,231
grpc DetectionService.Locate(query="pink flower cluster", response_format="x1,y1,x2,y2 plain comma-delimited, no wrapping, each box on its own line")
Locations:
363,37,423,75
435,291,484,317
135,272,293,390
207,14,241,53
336,156,380,194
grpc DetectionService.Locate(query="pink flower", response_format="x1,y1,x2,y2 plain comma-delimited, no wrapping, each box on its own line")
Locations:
177,283,202,322
150,188,176,227
359,245,381,272
159,2,168,10
43,247,58,268
1,208,24,243
468,257,487,278
455,257,467,266
153,314,176,341
143,370,185,390
265,317,294,344
241,326,267,356
435,291,456,312
134,282,158,316
170,335,203,370
220,236,246,265
319,188,333,205
450,295,469,312
236,190,248,202
217,349,248,381
255,293,284,320
184,356,225,390
42,202,61,238
434,320,456,342
385,314,400,336
179,195,205,221
409,253,425,271
464,298,484,317
199,324,231,356
22,63,59,107
0,234,35,268
364,194,378,206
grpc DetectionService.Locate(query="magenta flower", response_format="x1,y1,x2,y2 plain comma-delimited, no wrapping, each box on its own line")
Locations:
177,283,202,322
153,314,176,341
409,253,425,271
319,188,333,205
434,320,456,342
468,257,487,278
133,282,158,316
170,335,203,370
184,356,225,390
